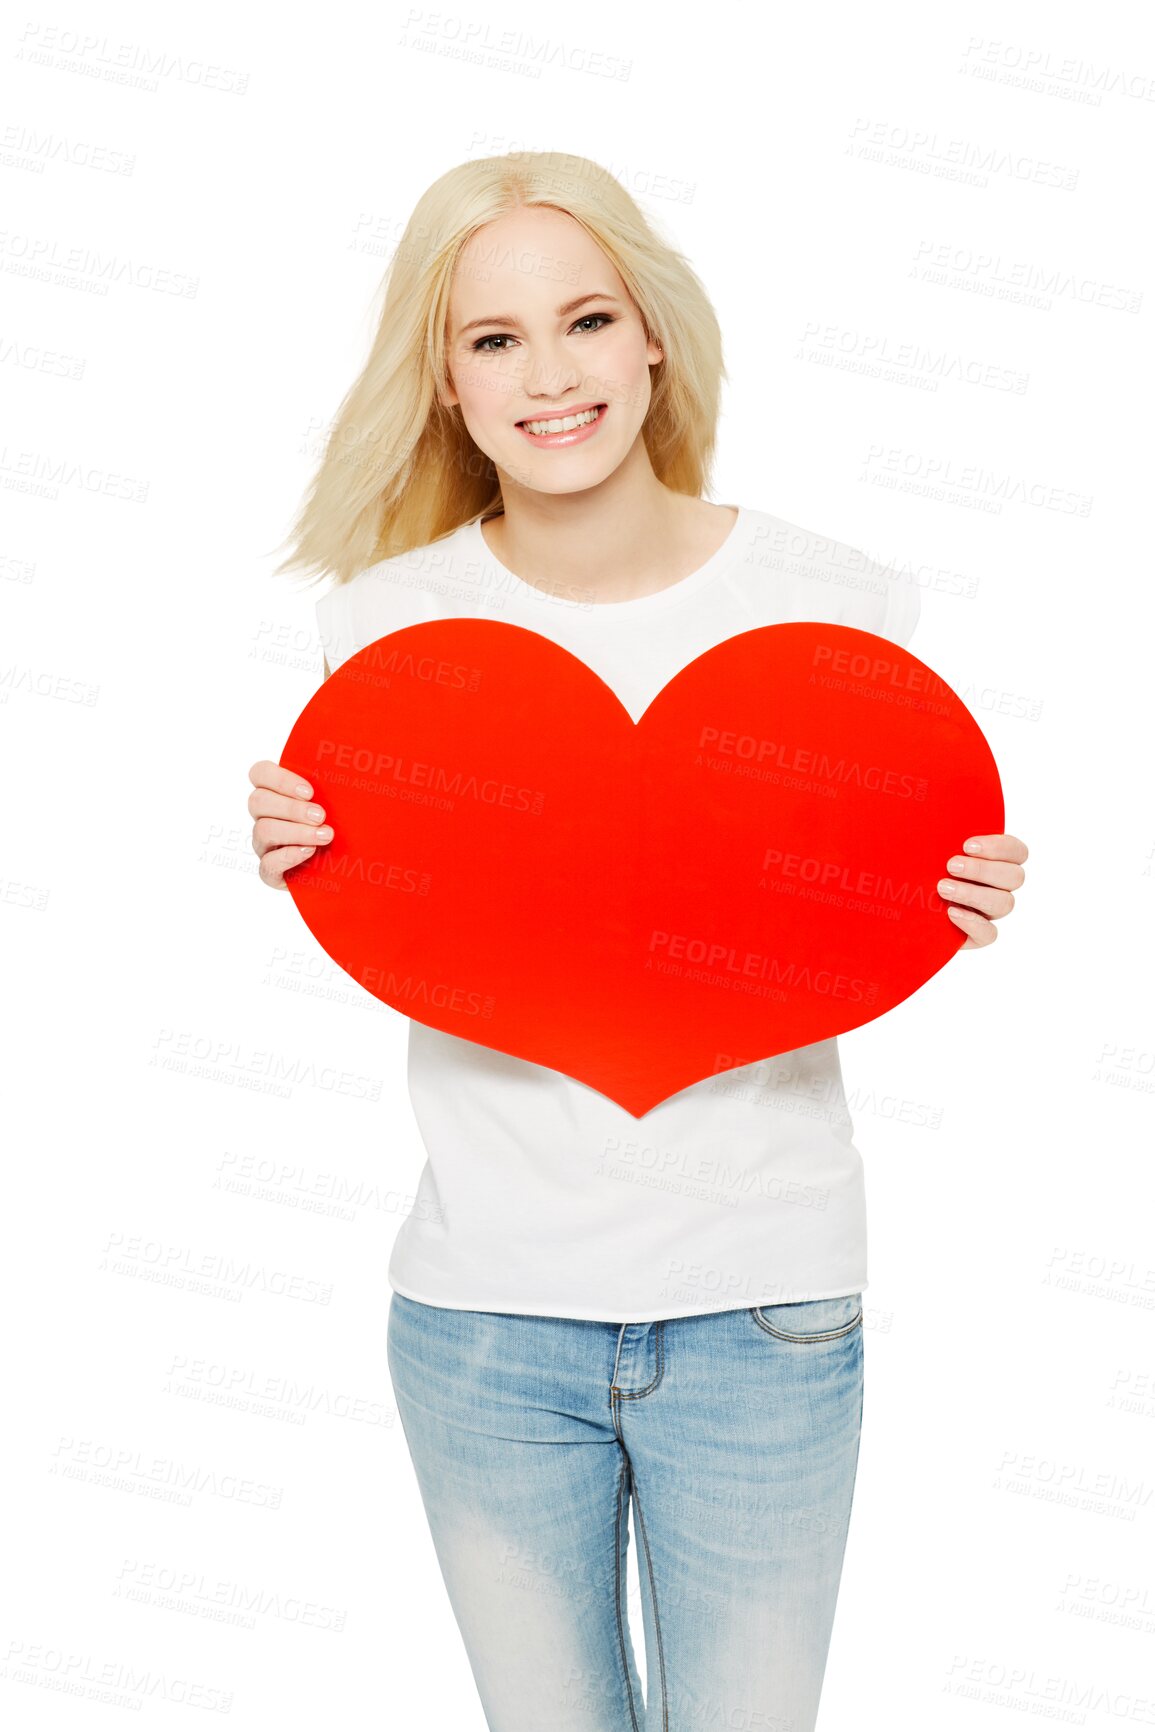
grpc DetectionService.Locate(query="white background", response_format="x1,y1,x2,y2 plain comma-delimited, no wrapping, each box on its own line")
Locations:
4,0,1154,1726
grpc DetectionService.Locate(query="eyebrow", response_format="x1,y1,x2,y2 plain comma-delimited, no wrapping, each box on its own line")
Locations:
456,293,623,336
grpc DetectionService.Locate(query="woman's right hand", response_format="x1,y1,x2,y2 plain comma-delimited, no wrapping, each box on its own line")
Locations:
248,760,334,889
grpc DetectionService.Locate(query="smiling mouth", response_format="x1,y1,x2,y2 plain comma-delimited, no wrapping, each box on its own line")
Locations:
517,403,608,435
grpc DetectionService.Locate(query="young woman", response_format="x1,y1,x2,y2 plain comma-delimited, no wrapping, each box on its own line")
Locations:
248,152,1027,1732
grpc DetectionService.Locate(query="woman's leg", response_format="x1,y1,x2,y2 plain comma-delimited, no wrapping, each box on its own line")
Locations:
386,1292,646,1731
618,1294,865,1732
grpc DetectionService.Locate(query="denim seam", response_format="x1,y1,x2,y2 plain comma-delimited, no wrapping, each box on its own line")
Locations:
611,1319,667,1399
630,1470,669,1731
749,1306,864,1343
614,1453,643,1732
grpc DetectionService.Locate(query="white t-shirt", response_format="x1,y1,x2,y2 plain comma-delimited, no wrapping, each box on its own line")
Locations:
313,504,920,1322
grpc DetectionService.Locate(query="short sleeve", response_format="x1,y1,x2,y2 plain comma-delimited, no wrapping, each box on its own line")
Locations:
314,582,357,674
880,563,921,649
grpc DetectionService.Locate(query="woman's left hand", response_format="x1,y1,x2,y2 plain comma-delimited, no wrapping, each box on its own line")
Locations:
937,834,1029,951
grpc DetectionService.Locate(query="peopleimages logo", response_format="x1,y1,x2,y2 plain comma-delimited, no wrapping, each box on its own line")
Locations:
312,738,546,813
810,640,945,691
341,642,483,692
355,966,495,1020
646,930,878,1005
759,849,939,910
696,724,927,800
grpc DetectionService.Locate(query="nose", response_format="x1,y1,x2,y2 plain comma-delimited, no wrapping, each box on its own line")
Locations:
520,344,582,402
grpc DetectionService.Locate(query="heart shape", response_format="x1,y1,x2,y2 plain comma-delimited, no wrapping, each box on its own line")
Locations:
282,618,1003,1116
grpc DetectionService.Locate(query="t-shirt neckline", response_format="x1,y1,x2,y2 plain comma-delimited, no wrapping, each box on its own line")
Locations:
466,504,751,617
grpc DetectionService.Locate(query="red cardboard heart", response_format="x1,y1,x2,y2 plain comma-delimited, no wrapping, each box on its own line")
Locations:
282,619,1003,1116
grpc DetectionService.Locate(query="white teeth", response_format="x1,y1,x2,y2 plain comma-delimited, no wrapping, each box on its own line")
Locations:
521,406,602,436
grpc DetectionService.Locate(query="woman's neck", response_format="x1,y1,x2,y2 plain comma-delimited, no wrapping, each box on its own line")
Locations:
480,486,738,605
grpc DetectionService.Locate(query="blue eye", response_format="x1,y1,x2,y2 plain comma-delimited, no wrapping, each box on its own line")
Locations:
471,313,615,354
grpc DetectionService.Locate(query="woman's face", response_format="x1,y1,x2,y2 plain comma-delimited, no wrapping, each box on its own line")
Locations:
440,204,663,499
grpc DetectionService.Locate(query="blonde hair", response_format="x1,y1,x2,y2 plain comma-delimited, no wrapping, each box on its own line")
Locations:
271,151,727,592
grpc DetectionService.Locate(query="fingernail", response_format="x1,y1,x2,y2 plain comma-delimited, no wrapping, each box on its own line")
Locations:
296,783,313,798
964,839,983,852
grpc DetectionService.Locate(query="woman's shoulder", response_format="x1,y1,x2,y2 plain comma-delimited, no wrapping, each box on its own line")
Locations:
739,504,921,648
325,516,477,599
314,518,480,671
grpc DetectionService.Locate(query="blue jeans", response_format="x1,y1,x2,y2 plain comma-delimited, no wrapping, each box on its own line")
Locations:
386,1289,865,1731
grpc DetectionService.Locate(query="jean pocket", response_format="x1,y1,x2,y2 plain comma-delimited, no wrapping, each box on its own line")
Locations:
749,1292,863,1342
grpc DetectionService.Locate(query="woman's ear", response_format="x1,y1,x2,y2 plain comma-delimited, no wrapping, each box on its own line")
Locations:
437,356,460,412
